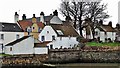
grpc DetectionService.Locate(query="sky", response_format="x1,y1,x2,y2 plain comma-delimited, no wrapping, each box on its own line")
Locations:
0,0,119,27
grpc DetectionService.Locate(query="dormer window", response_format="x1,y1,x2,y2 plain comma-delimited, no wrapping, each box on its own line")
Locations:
2,25,4,28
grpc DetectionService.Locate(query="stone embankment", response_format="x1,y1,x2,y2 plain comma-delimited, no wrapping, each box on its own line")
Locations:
2,54,48,65
47,46,120,63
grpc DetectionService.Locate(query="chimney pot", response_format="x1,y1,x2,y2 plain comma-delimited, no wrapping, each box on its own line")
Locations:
33,14,35,18
40,12,44,16
22,14,26,20
53,10,58,16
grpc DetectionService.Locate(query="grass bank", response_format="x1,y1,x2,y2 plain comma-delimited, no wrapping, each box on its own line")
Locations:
86,42,120,46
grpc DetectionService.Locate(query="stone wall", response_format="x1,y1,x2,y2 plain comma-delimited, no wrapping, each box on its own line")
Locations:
47,49,120,63
2,54,48,65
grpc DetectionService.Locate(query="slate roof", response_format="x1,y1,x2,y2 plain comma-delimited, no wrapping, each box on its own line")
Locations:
51,24,79,37
21,15,53,23
5,36,30,46
97,25,116,32
0,22,23,32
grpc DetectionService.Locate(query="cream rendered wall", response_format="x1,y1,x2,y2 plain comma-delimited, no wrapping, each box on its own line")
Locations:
5,36,34,55
34,47,48,54
47,37,79,49
106,32,116,41
39,26,57,41
12,37,34,55
4,46,12,55
39,26,79,49
0,32,24,53
0,32,24,45
100,32,106,42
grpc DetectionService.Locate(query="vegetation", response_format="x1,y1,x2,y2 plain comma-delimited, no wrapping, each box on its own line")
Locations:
86,42,120,46
0,54,11,56
59,0,109,37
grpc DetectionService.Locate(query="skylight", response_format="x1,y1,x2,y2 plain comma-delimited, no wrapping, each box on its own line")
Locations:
56,30,64,35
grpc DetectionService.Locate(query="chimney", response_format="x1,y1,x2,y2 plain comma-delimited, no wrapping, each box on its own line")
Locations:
22,14,26,20
65,16,72,22
53,10,58,16
99,20,103,25
33,14,36,18
14,12,19,23
40,12,44,23
108,21,112,27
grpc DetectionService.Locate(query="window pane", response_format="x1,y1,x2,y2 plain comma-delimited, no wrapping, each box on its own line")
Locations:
1,34,4,40
52,35,55,40
41,36,45,41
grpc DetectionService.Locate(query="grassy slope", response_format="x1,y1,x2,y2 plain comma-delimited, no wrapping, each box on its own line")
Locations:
86,42,120,46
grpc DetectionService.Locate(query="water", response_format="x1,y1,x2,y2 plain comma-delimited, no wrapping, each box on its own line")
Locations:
1,63,120,68
56,63,120,68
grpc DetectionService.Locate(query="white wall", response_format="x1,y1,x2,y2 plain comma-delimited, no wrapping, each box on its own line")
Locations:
39,25,79,49
47,37,79,49
50,16,63,24
0,32,24,45
0,32,24,53
4,46,12,55
100,32,106,42
39,26,57,41
34,47,48,54
5,36,34,55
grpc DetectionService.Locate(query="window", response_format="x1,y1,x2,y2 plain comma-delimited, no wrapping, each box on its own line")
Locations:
95,31,98,35
50,44,53,49
52,35,55,40
105,32,107,35
10,47,12,51
2,25,4,28
69,36,71,39
60,37,62,40
16,34,19,39
41,36,45,41
33,27,35,29
56,30,64,35
47,31,49,33
1,34,4,40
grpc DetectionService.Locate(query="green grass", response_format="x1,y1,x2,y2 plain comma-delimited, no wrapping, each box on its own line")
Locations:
0,54,11,56
86,42,120,46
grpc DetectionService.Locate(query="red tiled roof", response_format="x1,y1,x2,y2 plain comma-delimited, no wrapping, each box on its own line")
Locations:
18,20,32,31
18,21,44,31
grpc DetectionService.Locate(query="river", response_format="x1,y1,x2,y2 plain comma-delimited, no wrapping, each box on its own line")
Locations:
1,63,120,68
56,63,120,68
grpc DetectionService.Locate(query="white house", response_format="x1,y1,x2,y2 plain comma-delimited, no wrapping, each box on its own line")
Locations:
39,24,79,49
0,22,24,53
94,24,116,42
5,36,34,55
5,36,49,55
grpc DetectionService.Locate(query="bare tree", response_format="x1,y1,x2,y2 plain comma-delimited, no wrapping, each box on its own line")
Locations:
59,0,109,38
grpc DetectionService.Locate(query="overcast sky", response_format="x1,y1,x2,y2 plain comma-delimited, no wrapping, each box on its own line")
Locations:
0,0,119,27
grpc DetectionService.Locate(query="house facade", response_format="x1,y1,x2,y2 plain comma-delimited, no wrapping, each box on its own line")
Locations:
39,24,79,49
5,35,48,55
94,24,116,42
0,22,24,53
5,36,34,55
